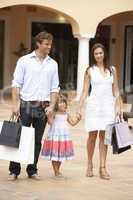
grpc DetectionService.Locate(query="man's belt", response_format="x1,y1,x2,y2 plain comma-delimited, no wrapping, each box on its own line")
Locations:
29,101,49,107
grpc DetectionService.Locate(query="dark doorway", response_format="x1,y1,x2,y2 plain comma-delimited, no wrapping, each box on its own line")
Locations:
31,22,78,90
124,26,133,93
0,20,5,89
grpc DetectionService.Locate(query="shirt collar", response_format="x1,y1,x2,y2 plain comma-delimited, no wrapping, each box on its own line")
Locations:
30,51,50,62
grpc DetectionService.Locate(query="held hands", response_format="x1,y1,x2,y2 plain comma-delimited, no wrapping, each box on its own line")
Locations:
77,106,82,118
45,104,54,116
76,112,82,121
67,112,82,126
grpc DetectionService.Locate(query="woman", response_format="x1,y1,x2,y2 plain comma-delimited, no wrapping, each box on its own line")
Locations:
78,43,122,180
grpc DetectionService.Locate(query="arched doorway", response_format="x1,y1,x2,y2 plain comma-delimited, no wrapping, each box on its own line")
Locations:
0,5,79,91
90,11,133,95
31,21,78,90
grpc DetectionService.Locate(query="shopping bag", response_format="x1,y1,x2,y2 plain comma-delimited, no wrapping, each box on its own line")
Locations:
0,122,34,164
111,126,131,154
105,123,114,145
0,117,22,148
115,121,133,148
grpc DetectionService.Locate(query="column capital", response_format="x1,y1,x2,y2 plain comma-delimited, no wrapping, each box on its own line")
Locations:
74,33,95,40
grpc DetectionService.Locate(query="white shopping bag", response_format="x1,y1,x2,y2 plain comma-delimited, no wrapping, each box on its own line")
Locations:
105,123,114,145
0,122,34,164
115,121,133,148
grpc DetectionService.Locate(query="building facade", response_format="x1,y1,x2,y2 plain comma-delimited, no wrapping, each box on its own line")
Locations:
0,0,133,98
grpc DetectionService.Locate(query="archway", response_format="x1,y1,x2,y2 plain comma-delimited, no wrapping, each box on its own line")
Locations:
90,11,133,95
0,4,80,90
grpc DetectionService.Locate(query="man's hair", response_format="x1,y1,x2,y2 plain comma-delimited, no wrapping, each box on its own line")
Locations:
35,31,53,44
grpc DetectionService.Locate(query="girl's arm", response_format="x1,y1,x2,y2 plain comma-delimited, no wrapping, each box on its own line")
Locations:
47,113,55,125
78,68,91,114
67,113,81,126
112,66,123,116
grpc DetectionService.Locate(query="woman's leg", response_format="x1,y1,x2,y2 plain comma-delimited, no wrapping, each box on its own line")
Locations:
86,131,97,177
99,130,110,180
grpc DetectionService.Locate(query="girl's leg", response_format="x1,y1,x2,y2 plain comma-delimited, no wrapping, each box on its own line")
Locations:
52,161,60,176
99,130,110,180
57,161,62,174
86,131,97,177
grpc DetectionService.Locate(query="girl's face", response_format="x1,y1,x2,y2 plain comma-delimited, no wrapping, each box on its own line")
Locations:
94,47,104,64
58,100,67,112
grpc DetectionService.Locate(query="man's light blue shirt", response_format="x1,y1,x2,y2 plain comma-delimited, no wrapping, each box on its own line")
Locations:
12,51,59,101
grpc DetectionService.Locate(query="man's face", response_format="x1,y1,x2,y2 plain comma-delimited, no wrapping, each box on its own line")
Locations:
37,39,52,54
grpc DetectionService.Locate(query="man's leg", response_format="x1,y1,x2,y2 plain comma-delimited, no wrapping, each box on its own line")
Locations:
9,162,21,177
9,101,32,177
26,107,47,177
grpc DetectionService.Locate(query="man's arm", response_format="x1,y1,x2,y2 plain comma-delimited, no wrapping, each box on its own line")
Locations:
50,92,59,109
12,87,20,116
12,58,24,116
46,62,59,115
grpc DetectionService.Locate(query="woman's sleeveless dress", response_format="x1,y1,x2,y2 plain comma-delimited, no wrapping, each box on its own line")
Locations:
85,66,116,132
42,113,74,161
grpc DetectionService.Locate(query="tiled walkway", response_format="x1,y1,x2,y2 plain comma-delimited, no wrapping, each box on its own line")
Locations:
0,100,133,200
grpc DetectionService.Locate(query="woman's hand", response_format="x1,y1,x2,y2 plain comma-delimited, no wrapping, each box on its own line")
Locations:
77,106,82,117
115,106,123,121
76,112,82,121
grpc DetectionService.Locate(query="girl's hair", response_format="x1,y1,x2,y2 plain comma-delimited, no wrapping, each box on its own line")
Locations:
90,43,112,74
54,95,67,112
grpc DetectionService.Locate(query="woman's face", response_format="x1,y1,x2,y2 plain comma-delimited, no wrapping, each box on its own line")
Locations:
94,47,104,64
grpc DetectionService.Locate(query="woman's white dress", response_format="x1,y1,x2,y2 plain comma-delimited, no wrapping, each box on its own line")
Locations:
85,65,116,132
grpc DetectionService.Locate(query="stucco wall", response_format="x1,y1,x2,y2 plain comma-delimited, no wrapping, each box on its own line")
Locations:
0,0,133,36
0,5,72,85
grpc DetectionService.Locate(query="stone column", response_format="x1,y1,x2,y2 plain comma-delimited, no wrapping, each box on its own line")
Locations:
75,34,92,100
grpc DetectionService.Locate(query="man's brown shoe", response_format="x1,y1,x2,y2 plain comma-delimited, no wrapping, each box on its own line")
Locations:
8,173,18,181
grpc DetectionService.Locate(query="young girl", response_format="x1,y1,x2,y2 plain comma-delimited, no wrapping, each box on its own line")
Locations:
42,96,81,177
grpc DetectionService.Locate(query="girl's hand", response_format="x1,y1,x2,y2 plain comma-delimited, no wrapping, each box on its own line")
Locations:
67,113,81,126
45,105,54,116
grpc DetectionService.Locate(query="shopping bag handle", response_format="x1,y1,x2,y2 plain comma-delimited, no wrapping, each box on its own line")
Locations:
115,115,124,123
9,114,21,124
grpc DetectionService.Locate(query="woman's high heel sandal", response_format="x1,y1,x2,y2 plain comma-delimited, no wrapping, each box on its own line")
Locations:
99,167,110,180
86,167,93,177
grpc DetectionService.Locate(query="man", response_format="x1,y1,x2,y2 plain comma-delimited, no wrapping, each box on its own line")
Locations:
9,31,59,180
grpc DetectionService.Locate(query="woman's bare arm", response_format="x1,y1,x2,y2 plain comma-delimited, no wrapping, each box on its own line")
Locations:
112,66,123,115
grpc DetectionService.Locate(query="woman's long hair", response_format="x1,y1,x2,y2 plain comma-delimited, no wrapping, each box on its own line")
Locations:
90,43,112,73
